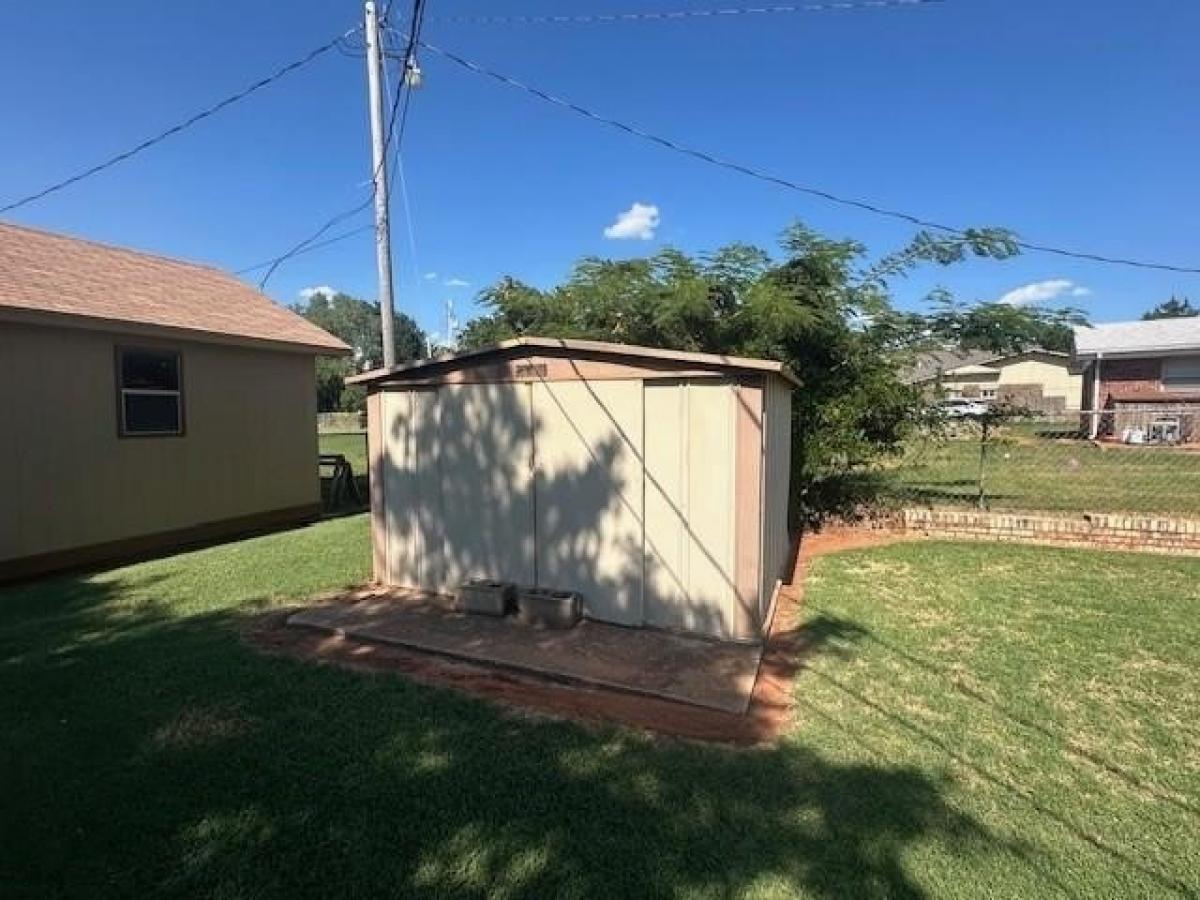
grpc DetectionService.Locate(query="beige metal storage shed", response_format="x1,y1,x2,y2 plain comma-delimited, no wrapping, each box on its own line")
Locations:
349,338,796,642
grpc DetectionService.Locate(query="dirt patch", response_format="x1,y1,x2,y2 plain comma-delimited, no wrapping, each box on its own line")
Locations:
245,527,906,746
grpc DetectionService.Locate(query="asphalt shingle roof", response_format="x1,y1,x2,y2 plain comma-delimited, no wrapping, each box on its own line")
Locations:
0,221,348,353
903,349,999,384
1074,318,1200,357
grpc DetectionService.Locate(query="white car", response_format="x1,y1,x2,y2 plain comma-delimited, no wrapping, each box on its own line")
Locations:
937,398,989,418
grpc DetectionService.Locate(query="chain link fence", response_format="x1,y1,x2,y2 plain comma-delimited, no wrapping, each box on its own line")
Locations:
314,410,1200,521
886,409,1200,517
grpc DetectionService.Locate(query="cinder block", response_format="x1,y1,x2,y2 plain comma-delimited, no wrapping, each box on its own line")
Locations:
517,586,582,629
457,579,516,617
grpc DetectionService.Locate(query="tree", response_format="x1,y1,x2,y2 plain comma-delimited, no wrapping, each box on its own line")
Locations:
918,293,1085,354
1142,295,1198,320
295,291,426,412
461,221,1030,525
963,401,1035,509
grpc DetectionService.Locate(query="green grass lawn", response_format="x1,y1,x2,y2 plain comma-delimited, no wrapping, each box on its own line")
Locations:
3,522,1198,897
318,431,368,476
891,434,1200,515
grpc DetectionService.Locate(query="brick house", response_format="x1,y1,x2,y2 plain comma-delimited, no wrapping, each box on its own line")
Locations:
1073,318,1200,441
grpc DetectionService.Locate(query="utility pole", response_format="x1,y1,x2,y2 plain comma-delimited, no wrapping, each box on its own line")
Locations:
364,0,397,368
446,298,458,348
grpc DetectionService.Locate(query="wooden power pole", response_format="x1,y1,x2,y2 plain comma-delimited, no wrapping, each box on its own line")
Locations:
364,0,397,368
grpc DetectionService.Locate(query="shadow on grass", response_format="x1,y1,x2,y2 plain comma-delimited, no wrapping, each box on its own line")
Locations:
2,569,1028,899
850,628,1200,820
795,665,1194,897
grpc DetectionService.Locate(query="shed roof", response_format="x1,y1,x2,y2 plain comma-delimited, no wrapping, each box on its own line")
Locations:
347,336,800,387
1074,318,1200,358
0,221,349,354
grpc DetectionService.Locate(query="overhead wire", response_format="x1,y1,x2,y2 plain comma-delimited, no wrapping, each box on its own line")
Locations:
381,33,424,293
424,0,943,27
1,27,360,215
234,223,374,275
255,1,425,289
413,39,1200,276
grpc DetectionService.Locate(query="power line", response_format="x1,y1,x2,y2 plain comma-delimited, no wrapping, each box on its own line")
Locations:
0,28,360,216
382,29,424,289
255,1,426,289
424,0,943,27
395,148,422,289
417,39,1200,276
391,0,427,151
255,195,375,289
234,222,374,275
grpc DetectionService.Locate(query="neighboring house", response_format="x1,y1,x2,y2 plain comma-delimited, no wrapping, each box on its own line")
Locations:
0,222,349,580
349,337,795,642
1074,318,1200,441
905,348,1083,413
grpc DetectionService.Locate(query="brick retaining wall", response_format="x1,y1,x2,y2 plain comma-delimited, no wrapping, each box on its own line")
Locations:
893,507,1200,556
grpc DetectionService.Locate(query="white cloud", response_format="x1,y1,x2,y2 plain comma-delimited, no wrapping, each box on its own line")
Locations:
444,277,470,288
423,271,438,281
298,284,338,300
603,202,660,240
997,279,1089,307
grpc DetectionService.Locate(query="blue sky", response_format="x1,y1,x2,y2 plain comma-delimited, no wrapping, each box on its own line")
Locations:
2,0,1198,340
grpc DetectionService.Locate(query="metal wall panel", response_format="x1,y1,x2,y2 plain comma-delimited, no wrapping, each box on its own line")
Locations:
759,377,793,616
644,381,737,638
381,389,443,591
437,382,536,587
532,380,644,624
643,382,687,630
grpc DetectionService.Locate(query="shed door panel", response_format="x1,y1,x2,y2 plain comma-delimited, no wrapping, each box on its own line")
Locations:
532,380,644,625
438,382,536,586
382,389,443,591
644,381,737,638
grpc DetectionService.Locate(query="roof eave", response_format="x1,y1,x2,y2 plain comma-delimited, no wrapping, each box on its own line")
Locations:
1075,344,1200,360
0,305,351,355
346,337,800,388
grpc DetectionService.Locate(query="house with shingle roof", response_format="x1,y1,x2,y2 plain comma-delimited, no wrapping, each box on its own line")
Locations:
903,347,1083,414
1073,317,1200,440
0,221,349,580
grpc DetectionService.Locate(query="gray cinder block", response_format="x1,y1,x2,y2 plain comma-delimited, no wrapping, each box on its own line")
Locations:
457,580,516,617
516,587,582,628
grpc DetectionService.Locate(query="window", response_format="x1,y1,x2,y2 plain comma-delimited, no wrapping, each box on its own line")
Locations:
1162,356,1200,392
116,348,183,436
980,388,998,400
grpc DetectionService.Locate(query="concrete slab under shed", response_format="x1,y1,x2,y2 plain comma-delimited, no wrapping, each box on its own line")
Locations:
287,590,762,714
